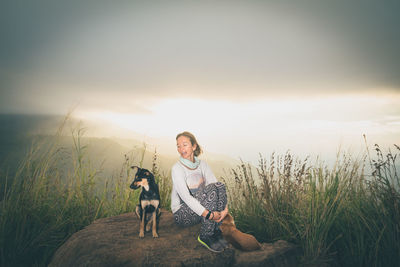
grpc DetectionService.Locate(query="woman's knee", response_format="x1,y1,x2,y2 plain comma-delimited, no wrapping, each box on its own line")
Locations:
204,182,225,192
215,181,226,191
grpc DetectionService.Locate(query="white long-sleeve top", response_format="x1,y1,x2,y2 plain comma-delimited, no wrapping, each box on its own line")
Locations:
171,160,218,216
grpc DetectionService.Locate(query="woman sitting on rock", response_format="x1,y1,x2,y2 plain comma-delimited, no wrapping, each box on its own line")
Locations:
171,131,229,252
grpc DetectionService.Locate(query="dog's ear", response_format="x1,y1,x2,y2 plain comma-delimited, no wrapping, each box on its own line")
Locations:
130,166,141,177
131,166,140,171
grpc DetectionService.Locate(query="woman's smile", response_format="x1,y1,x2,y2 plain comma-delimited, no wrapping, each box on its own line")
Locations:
177,136,196,162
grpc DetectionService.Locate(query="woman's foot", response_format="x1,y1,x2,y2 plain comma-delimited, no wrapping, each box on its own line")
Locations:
198,235,225,253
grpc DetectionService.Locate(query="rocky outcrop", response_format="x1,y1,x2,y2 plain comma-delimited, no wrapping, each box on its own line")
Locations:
49,210,299,266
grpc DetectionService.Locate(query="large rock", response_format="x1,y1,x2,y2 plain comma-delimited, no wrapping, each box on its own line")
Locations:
49,210,298,266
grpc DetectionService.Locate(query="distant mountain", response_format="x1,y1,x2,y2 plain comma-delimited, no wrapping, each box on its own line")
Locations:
0,114,240,180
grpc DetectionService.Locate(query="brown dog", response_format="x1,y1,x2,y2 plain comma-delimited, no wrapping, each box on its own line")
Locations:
220,213,261,251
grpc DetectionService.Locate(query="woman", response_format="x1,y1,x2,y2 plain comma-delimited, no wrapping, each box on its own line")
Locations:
171,131,229,252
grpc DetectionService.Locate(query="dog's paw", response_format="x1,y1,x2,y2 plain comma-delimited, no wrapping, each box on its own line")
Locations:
139,232,145,238
152,232,159,238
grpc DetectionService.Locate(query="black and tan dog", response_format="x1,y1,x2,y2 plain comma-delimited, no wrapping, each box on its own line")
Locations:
129,166,160,238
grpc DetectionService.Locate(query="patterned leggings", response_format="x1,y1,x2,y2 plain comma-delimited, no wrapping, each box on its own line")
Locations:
173,182,227,238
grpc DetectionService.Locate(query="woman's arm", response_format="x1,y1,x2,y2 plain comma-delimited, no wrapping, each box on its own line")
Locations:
201,161,218,185
172,165,206,216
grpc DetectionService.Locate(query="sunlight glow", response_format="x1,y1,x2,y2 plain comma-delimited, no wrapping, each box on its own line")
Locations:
75,93,400,163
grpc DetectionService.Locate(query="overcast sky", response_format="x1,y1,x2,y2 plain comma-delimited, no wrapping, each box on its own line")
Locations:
1,0,399,162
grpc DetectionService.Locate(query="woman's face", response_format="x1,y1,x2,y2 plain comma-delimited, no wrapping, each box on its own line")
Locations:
177,136,197,161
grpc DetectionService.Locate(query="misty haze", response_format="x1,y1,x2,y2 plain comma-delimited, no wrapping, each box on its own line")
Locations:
0,1,399,266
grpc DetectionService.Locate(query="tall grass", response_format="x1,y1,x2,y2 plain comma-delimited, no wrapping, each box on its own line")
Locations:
0,120,171,266
1,116,398,267
223,145,400,266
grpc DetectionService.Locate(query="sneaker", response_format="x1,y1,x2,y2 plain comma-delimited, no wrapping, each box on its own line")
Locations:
198,235,224,253
214,229,229,248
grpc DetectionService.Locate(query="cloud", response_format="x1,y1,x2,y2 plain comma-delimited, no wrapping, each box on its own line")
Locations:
1,1,399,114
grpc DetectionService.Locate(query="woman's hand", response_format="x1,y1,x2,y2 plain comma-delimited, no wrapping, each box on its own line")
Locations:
203,206,229,222
211,211,221,221
215,206,228,223
202,210,222,221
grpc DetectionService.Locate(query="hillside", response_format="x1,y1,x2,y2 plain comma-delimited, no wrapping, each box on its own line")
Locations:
0,114,240,181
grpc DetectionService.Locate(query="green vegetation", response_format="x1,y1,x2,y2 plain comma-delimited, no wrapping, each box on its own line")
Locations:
0,118,398,266
224,144,400,266
0,121,171,266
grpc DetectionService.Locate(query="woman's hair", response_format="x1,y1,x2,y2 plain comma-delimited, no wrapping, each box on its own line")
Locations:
176,131,202,157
